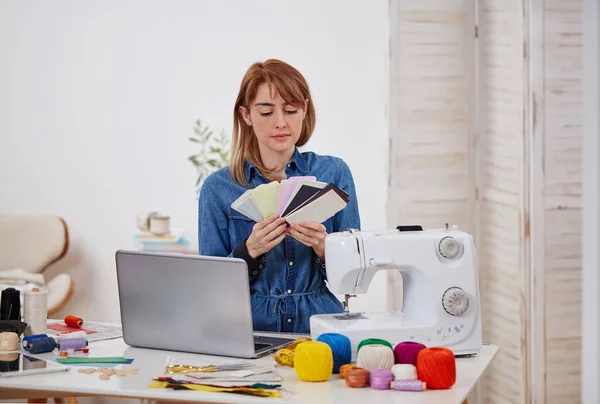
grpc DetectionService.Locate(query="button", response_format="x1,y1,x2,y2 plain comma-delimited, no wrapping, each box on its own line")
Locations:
287,289,292,294
287,318,292,323
287,163,291,168
316,258,321,263
252,271,258,276
321,263,326,268
259,264,264,269
289,261,294,266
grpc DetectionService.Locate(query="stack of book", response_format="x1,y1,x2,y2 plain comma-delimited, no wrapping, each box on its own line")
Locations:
133,229,192,253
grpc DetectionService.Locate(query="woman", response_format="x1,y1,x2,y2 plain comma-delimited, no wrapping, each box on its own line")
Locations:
198,59,360,334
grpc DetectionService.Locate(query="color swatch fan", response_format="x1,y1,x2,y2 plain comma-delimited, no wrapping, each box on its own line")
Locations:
231,176,349,224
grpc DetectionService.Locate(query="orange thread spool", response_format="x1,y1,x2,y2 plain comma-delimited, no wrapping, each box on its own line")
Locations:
64,315,83,328
345,367,370,388
416,347,456,389
340,364,356,379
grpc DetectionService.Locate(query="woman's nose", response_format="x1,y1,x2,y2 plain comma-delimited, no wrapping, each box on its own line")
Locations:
274,111,286,129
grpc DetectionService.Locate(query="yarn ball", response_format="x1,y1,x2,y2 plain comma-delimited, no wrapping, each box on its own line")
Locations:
356,344,395,371
370,368,394,390
345,367,370,388
394,341,426,366
357,338,393,352
316,333,351,374
294,341,333,382
391,363,418,380
0,332,19,352
340,364,356,379
416,347,456,389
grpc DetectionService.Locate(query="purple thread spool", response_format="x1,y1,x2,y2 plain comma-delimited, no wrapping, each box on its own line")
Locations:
391,379,427,392
58,337,87,351
394,341,426,366
370,368,394,390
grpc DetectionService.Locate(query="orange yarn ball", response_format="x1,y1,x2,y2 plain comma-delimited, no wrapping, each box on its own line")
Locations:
416,347,456,389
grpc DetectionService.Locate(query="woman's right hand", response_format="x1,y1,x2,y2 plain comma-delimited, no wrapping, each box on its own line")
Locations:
245,215,287,259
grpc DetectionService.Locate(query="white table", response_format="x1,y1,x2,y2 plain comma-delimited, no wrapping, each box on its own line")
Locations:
0,338,498,404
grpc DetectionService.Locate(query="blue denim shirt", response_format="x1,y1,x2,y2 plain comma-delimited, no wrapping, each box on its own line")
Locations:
197,148,361,333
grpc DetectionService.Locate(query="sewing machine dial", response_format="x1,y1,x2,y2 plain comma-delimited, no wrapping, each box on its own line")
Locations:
442,287,469,316
438,236,462,259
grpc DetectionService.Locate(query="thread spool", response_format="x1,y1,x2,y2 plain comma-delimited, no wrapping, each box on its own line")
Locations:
57,337,87,351
64,315,83,328
394,341,426,366
316,333,352,374
391,379,427,392
61,331,87,340
391,363,418,380
0,332,19,351
136,211,159,232
356,344,395,372
24,288,47,336
416,347,456,389
370,368,394,390
0,288,21,321
345,367,370,388
340,364,356,379
22,334,49,349
26,336,56,354
0,352,19,372
294,341,333,382
357,338,393,353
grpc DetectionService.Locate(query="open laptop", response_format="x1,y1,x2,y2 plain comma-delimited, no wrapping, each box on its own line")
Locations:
115,250,295,358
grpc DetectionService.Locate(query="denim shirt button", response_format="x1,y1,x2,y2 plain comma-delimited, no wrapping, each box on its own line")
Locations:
287,289,292,294
287,318,292,323
321,263,326,268
315,258,321,263
259,264,264,269
289,261,294,266
252,271,258,276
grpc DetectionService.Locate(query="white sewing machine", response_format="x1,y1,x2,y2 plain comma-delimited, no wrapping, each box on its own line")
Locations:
310,225,482,360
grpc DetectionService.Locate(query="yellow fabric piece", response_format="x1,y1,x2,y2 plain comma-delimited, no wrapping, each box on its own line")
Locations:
148,380,282,398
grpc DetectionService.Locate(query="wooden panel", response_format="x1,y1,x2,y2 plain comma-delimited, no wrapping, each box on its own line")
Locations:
477,1,527,403
543,1,583,402
388,0,474,232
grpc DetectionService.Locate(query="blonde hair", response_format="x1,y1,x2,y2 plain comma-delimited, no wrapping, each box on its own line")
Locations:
230,59,316,187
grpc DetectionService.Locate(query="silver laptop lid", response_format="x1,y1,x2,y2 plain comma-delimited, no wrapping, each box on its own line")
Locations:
115,250,257,358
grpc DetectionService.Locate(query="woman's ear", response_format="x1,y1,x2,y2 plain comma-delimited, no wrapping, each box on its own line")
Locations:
239,106,252,126
303,99,309,119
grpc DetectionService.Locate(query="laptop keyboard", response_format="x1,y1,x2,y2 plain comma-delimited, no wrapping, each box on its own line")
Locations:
254,342,271,351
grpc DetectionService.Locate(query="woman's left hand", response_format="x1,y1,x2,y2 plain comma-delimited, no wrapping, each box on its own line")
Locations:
287,222,327,258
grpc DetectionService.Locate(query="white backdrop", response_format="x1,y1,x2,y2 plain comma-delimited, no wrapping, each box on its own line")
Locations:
0,0,389,321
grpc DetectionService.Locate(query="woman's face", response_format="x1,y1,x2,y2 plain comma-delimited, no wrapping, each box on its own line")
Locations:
240,82,307,156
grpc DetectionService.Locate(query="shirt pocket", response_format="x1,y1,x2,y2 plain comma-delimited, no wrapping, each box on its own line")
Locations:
228,209,256,246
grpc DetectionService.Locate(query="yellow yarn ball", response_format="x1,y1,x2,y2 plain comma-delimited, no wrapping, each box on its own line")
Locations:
294,341,333,382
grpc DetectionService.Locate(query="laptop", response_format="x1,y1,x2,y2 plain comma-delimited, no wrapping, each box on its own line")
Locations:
115,250,295,358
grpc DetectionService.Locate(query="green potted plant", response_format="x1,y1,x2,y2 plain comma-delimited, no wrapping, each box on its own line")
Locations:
188,119,231,194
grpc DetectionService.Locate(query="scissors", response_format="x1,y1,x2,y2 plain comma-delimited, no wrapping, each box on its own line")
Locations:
165,362,254,374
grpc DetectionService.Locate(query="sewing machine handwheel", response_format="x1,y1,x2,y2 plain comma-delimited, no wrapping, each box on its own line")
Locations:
442,287,469,316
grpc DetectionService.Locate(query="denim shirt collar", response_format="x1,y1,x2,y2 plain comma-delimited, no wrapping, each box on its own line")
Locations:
244,147,309,182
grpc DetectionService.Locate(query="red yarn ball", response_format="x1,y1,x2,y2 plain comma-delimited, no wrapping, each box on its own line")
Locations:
416,347,456,389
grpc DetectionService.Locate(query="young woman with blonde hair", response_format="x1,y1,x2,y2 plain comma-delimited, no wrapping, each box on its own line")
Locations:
198,59,360,333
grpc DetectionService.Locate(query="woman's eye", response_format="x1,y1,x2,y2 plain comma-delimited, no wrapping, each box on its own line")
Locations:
259,112,273,117
286,110,298,115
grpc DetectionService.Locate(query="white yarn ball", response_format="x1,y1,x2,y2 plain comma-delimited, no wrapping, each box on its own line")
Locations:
0,332,20,351
356,344,395,371
391,363,418,380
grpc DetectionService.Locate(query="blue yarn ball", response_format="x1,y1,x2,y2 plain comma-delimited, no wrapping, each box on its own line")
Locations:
316,333,352,373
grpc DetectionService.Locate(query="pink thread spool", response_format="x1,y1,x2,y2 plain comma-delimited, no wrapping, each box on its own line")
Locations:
370,368,393,390
391,379,427,392
394,341,426,366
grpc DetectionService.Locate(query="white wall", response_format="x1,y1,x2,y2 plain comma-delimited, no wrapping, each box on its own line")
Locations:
0,0,389,322
582,0,600,401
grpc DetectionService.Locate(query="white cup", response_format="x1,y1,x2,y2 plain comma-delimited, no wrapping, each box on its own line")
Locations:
149,215,170,235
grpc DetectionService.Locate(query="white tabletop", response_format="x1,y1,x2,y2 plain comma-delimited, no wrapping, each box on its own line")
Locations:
0,338,498,404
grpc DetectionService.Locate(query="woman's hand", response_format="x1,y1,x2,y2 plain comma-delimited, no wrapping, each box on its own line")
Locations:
287,222,327,258
245,216,287,259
